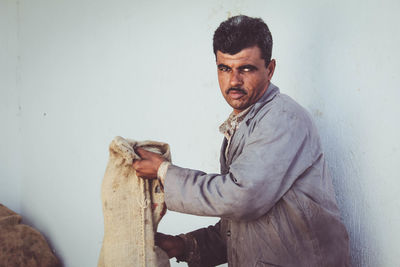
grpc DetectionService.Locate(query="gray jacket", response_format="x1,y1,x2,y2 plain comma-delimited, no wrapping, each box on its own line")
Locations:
164,84,350,267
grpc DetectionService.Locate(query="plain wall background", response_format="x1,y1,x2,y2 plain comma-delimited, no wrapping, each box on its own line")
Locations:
1,0,399,266
1,0,21,214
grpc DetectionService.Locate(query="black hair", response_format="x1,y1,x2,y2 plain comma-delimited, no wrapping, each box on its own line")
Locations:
213,15,273,67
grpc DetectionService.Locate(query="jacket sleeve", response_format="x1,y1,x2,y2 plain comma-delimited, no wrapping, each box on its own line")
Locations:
164,108,317,221
178,220,227,267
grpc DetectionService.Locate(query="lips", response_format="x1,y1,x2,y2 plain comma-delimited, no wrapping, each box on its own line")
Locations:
228,89,246,100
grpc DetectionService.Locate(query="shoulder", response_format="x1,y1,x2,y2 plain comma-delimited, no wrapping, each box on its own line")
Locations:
249,92,322,153
255,92,314,131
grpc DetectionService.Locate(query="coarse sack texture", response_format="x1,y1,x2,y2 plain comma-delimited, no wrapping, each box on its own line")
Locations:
98,136,170,267
0,204,61,267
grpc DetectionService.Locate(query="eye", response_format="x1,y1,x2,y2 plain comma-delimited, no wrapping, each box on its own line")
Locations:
242,67,252,72
218,65,230,72
240,65,257,72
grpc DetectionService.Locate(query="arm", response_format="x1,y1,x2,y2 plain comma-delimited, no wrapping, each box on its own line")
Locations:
157,221,227,267
186,220,227,266
164,111,316,221
132,151,227,265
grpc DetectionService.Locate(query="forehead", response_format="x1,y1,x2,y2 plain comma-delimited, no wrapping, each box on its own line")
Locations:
216,46,264,66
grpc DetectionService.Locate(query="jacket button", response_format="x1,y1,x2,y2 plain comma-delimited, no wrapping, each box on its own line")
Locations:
226,230,231,237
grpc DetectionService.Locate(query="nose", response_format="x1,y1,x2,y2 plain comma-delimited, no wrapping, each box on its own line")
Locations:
230,70,243,87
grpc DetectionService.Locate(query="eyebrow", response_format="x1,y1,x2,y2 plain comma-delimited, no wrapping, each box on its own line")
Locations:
217,64,258,71
217,64,231,69
238,64,258,71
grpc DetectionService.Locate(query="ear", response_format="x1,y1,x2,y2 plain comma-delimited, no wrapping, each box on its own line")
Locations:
266,59,276,81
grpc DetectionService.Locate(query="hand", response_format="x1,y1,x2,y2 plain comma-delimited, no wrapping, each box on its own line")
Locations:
155,232,185,259
132,148,165,179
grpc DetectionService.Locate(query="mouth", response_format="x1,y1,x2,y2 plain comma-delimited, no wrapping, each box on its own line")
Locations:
227,88,247,100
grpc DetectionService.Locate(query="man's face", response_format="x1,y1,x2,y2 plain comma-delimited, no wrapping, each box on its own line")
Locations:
216,46,275,114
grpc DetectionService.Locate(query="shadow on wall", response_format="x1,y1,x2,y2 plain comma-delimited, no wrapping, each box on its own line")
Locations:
308,19,380,267
295,6,385,265
321,123,379,267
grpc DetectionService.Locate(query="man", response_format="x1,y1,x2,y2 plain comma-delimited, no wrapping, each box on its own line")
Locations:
133,15,350,267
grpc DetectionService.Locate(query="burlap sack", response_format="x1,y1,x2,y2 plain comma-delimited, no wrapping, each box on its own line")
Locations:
0,204,61,267
98,136,170,267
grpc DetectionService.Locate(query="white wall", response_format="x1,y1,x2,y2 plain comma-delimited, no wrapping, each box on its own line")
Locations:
1,1,399,266
268,2,400,266
0,0,21,213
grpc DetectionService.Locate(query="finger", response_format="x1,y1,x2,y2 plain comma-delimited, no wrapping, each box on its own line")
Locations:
132,159,140,170
135,147,150,159
155,232,171,247
155,232,167,243
168,248,181,259
132,160,148,177
155,232,163,241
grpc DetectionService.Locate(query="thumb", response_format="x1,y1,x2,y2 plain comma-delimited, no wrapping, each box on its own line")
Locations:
135,147,151,159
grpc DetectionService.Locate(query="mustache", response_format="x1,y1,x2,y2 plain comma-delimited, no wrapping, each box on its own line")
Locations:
226,87,247,95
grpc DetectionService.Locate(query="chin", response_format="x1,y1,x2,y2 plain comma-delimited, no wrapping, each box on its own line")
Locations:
232,102,248,109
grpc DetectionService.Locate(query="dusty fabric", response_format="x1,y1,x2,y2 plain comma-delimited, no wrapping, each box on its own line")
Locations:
218,105,254,161
164,83,350,267
98,136,170,267
0,204,61,267
157,161,171,185
218,104,253,140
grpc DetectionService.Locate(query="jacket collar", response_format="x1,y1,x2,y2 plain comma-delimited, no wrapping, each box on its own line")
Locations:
245,82,280,125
